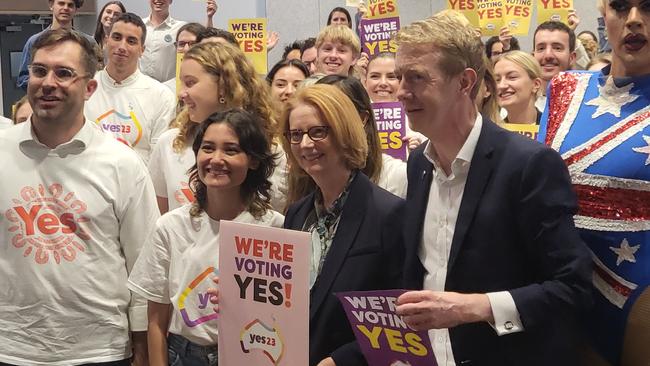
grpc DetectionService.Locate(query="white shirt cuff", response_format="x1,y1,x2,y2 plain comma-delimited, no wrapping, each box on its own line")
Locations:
486,291,524,335
128,298,148,332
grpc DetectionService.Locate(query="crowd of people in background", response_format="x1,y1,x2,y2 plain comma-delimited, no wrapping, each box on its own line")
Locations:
0,1,648,366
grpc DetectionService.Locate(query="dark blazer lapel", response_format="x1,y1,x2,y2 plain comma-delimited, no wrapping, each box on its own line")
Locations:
285,192,317,231
410,157,434,233
309,174,368,320
403,154,433,289
447,121,497,274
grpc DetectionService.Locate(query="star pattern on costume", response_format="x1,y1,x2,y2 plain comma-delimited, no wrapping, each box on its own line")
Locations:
632,135,650,166
609,238,640,266
586,78,639,118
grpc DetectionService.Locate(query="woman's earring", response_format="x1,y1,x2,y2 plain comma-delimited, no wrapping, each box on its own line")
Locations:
219,97,226,104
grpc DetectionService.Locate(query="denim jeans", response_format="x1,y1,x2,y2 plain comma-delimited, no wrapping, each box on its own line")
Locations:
167,333,218,366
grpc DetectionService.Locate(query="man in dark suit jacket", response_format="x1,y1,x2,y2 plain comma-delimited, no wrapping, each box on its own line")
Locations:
393,12,592,366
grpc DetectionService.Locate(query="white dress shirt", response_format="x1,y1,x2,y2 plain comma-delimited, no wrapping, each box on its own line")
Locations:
141,15,187,82
417,115,523,366
0,115,12,129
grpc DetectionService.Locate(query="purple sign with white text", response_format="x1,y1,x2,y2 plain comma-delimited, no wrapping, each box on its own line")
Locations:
336,289,438,366
359,16,400,56
372,101,407,161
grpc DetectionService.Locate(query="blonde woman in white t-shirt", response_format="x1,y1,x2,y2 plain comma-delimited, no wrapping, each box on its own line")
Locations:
128,109,284,366
148,41,283,214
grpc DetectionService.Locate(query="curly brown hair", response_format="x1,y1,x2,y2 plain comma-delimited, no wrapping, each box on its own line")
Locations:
172,42,278,153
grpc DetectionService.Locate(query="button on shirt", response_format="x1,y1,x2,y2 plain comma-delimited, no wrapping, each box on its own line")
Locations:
417,115,523,366
141,16,187,82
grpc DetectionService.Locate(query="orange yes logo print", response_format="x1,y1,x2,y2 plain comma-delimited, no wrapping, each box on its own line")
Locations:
5,184,92,264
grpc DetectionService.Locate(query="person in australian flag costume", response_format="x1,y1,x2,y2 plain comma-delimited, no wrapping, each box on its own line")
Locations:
538,0,650,364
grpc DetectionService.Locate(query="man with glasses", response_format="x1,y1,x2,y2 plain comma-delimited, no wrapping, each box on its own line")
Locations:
85,13,175,165
0,28,159,366
16,0,96,90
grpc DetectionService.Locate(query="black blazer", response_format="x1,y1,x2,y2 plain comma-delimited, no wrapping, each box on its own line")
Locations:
403,120,592,366
284,172,405,366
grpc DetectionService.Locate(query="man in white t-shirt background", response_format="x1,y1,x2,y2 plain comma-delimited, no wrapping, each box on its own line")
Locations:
0,28,159,366
85,12,175,165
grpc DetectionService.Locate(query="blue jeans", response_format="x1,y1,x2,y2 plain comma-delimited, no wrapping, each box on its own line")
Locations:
167,333,218,366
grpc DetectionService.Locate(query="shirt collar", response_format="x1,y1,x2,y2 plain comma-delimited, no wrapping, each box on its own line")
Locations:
101,68,141,87
424,113,483,177
18,118,96,152
145,14,175,28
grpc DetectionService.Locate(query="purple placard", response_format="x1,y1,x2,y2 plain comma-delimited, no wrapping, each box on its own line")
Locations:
359,16,400,56
336,289,438,366
372,101,407,161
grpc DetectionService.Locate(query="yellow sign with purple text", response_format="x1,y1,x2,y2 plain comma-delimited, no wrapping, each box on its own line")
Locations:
365,0,399,19
447,0,479,29
228,18,268,74
476,0,504,37
536,0,573,25
175,52,183,98
503,123,539,140
502,0,532,35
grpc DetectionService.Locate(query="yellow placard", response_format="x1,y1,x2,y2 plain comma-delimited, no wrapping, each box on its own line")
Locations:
502,0,532,35
228,18,268,74
446,0,479,28
365,0,399,19
476,0,504,37
536,0,573,25
175,52,183,98
503,123,539,140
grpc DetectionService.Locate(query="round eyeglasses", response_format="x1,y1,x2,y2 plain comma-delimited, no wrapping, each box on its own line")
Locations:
28,64,88,84
284,126,330,144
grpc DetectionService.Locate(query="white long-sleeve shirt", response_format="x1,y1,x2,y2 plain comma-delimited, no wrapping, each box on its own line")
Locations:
0,120,160,365
84,69,176,164
378,153,407,198
418,115,523,365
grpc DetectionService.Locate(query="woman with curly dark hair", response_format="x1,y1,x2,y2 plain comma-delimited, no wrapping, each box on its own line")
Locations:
128,109,283,366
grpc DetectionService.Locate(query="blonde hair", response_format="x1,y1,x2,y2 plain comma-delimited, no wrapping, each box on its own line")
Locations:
316,25,361,57
394,10,485,99
494,50,542,82
586,52,612,70
580,37,599,60
12,95,30,124
281,85,368,202
172,42,278,153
